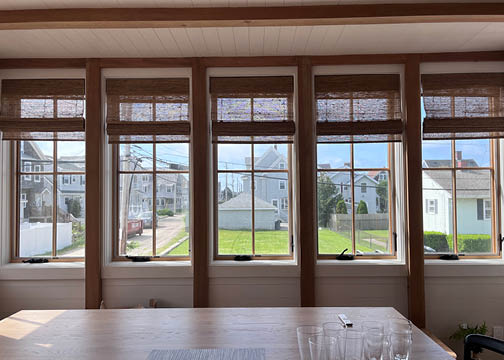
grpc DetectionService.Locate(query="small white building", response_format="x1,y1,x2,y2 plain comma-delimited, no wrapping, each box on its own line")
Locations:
218,193,277,230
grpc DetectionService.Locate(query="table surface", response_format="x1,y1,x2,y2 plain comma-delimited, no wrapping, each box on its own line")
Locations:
0,307,453,360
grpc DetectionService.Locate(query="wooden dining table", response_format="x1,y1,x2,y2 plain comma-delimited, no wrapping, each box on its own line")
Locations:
0,307,454,359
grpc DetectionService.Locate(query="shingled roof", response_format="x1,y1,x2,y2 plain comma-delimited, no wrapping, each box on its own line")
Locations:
425,170,490,198
219,192,276,210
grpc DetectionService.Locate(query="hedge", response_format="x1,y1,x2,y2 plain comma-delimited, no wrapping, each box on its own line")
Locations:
424,231,450,252
448,234,492,253
157,209,174,216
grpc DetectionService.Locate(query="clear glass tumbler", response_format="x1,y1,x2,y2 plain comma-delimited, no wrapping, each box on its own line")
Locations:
297,326,323,360
336,328,364,360
389,329,412,360
309,335,338,360
364,332,385,360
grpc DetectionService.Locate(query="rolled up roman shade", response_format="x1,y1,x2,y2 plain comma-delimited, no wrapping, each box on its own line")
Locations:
210,76,295,143
106,78,190,143
0,79,85,140
422,73,504,140
315,74,403,143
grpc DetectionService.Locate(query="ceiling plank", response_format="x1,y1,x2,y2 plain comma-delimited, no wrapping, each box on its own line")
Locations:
1,3,504,30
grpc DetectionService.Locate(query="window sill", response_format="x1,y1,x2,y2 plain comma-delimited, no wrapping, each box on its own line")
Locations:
0,262,84,280
425,258,504,277
316,259,407,277
102,260,192,279
209,259,299,278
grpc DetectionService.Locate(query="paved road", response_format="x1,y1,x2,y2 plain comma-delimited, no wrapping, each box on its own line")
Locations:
62,215,186,257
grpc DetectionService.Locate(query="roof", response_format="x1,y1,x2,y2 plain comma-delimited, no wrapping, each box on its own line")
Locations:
425,170,490,198
423,159,479,168
219,192,276,210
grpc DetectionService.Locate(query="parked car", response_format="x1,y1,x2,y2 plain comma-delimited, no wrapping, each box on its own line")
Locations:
127,219,143,237
136,211,158,229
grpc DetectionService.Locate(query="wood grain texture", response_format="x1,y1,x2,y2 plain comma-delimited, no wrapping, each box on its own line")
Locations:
85,59,102,309
297,57,316,307
1,4,504,30
404,55,425,328
191,59,209,308
0,308,454,359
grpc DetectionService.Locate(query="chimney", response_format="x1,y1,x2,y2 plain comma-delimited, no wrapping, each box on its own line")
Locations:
344,162,350,168
456,151,462,167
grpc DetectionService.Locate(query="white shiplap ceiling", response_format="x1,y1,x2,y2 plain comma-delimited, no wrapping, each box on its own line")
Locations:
0,0,501,9
0,22,503,58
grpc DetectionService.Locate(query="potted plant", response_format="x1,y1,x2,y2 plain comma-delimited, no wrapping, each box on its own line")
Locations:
450,322,488,359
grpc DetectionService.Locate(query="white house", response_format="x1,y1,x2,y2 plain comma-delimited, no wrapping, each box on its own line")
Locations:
218,193,277,230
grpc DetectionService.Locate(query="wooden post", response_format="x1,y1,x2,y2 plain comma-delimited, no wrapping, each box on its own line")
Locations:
85,59,102,309
192,59,210,308
297,56,316,307
404,55,426,327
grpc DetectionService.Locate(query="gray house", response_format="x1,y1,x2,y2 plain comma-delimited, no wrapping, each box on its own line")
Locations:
242,146,289,222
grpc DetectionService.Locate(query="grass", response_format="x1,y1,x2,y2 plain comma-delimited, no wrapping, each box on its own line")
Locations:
164,228,389,256
157,229,189,255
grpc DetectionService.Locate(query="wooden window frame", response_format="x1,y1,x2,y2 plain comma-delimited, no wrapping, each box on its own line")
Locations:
213,142,294,260
111,143,190,261
317,142,397,259
422,138,500,259
11,139,85,262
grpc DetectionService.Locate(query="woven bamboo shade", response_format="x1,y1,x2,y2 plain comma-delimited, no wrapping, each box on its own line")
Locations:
315,74,402,143
106,78,190,143
0,79,85,141
210,76,295,143
422,73,504,140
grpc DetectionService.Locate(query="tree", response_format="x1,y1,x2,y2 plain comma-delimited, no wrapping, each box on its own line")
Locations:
356,200,368,214
317,173,341,227
335,199,347,214
376,179,388,213
67,199,82,218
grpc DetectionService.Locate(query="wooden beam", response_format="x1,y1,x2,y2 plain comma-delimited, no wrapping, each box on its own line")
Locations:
420,50,504,63
85,59,103,309
404,55,425,328
297,56,316,307
0,58,86,69
191,58,209,308
1,3,504,30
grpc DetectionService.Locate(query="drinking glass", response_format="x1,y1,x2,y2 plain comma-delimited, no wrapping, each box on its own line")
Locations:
364,332,385,360
389,330,412,360
322,322,346,338
297,326,323,360
388,318,411,334
361,321,385,334
336,329,364,360
309,335,338,360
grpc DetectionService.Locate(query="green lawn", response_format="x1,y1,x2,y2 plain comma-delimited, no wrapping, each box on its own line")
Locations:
166,228,387,256
157,229,189,255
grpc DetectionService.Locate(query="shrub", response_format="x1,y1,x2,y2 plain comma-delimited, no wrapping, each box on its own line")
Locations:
356,200,368,214
424,231,450,252
335,199,347,214
457,234,492,253
157,209,174,216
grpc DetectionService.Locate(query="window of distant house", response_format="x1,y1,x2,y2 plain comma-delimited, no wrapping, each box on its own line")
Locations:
106,77,191,260
211,75,295,259
421,72,501,257
315,73,402,258
1,78,87,261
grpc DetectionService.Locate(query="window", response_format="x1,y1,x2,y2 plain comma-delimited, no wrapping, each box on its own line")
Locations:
279,162,285,169
2,78,86,260
211,75,294,259
315,73,401,258
34,165,41,182
16,140,86,259
421,72,500,256
63,175,70,185
426,199,438,215
107,77,190,259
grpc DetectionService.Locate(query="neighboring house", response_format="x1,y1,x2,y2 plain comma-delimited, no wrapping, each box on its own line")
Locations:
326,170,380,214
242,145,289,222
422,168,491,236
368,170,388,182
218,192,277,230
20,141,86,222
122,163,189,218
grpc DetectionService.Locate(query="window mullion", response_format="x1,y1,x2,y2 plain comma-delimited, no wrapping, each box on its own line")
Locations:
52,140,57,258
